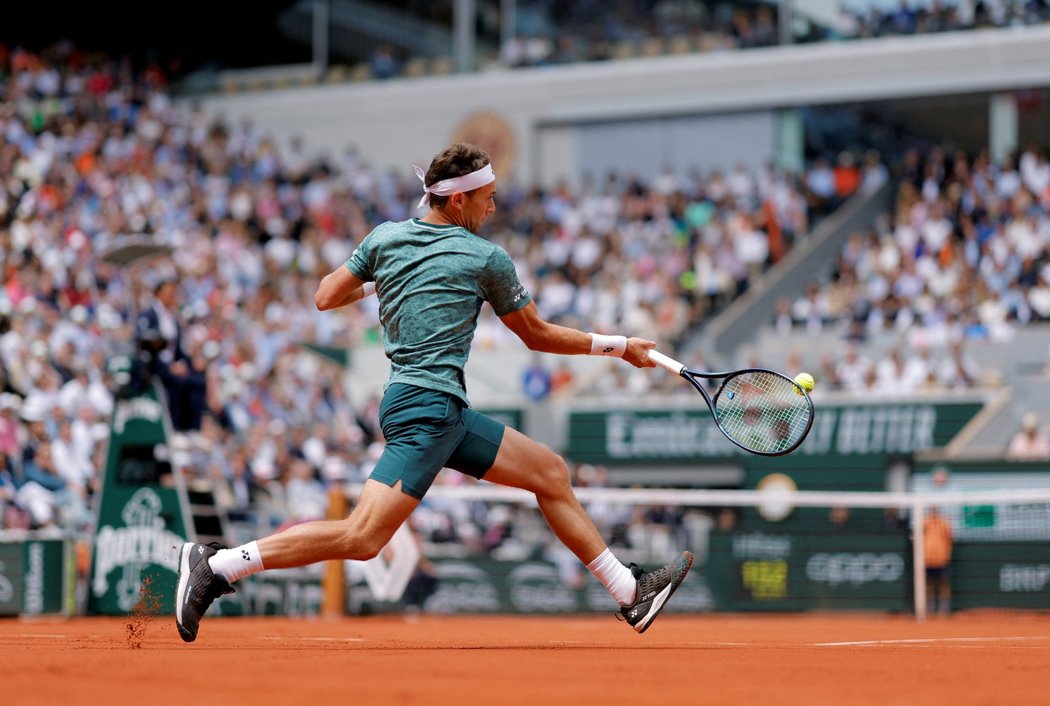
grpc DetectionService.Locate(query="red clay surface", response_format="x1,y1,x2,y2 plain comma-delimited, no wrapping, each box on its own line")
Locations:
3,613,1049,705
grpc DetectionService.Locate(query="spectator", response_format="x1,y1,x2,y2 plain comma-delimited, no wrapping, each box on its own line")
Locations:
0,449,17,528
370,44,401,80
522,355,552,401
14,441,67,529
833,151,861,200
1006,412,1050,460
0,393,21,458
804,156,838,216
549,361,576,396
282,457,328,524
860,150,890,194
50,416,95,500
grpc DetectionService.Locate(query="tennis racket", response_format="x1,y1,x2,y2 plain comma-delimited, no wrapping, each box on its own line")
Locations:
648,350,814,456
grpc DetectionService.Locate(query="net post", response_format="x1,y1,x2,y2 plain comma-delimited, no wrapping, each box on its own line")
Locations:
321,484,348,620
912,498,927,623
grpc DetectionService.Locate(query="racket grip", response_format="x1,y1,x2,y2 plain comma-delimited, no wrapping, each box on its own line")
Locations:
648,350,685,375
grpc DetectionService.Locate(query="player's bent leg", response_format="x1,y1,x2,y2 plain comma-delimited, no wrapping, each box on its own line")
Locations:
257,479,420,567
482,427,606,563
484,427,694,634
175,480,418,643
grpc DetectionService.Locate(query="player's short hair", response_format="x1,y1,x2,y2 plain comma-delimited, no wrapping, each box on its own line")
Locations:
425,143,491,209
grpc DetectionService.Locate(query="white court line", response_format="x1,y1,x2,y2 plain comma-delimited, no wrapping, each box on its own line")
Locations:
813,636,1050,647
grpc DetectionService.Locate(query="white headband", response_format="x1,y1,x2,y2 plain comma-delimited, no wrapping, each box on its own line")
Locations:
412,163,495,210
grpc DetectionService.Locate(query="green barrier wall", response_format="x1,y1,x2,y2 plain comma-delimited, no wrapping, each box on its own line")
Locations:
569,400,983,490
0,538,72,616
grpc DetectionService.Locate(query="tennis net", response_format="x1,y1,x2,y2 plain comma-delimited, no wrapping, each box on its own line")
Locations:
327,481,1050,620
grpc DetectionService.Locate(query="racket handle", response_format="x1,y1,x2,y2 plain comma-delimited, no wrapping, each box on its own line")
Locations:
648,350,686,375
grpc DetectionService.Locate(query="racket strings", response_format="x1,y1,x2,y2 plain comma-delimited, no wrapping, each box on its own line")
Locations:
714,372,812,453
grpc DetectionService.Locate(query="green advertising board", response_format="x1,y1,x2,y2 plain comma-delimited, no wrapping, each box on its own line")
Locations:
209,568,326,617
346,557,715,616
88,381,191,615
476,408,523,431
0,538,72,616
951,542,1050,610
568,401,982,465
341,537,911,616
567,400,983,490
704,527,912,612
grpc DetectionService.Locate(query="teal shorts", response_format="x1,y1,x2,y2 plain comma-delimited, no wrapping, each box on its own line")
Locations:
370,383,506,499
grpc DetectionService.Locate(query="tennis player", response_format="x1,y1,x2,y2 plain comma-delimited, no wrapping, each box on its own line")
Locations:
175,143,693,641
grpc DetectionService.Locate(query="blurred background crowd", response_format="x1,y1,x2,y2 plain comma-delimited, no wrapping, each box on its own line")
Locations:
0,30,1047,562
497,0,1050,69
367,1,1050,76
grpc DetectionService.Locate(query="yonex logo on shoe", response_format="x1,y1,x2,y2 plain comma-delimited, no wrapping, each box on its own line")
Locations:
197,545,204,555
241,550,250,561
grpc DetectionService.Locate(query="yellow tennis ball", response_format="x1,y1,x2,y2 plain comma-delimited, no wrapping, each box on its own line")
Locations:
794,372,815,394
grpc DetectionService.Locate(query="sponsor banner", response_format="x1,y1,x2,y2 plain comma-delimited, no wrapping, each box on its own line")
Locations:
0,539,71,616
347,557,715,616
122,542,1050,616
952,543,1050,610
212,568,326,617
705,528,912,612
567,401,982,465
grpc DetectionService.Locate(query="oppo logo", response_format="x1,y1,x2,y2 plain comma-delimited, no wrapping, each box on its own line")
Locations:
806,553,905,587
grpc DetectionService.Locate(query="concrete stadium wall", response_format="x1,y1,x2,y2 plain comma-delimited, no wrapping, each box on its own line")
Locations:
191,25,1050,187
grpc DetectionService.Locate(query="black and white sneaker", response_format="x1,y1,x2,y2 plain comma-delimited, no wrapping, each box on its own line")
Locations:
175,542,235,643
618,551,694,634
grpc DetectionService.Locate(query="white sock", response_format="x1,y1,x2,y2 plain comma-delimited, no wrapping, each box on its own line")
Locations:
586,548,637,606
208,541,265,583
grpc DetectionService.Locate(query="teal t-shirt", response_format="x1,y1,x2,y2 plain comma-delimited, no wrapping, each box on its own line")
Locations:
346,218,532,405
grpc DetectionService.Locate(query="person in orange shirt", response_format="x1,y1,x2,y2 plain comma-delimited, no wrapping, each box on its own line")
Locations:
833,151,861,199
924,506,954,615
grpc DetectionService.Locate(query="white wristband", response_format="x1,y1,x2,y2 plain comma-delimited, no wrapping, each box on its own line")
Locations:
589,333,627,357
362,282,376,298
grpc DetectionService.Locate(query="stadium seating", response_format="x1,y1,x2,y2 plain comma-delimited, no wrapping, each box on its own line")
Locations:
1,37,1047,609
0,40,824,535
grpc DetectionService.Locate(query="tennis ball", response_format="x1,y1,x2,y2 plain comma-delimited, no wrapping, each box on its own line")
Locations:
794,372,815,394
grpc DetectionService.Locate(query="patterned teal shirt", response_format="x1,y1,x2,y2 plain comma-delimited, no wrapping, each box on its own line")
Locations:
346,218,531,405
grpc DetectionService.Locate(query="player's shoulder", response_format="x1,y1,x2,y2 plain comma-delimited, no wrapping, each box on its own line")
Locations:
478,236,510,257
368,220,409,238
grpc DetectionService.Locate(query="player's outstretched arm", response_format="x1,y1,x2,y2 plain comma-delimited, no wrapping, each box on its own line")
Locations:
499,302,655,367
315,265,375,311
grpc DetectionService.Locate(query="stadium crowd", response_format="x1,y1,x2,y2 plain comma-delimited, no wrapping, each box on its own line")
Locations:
365,1,1050,78
775,142,1050,395
0,41,828,536
479,0,1049,72
0,38,1046,572
838,0,1050,40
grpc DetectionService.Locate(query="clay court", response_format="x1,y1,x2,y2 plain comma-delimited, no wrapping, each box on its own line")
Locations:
3,613,1048,705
